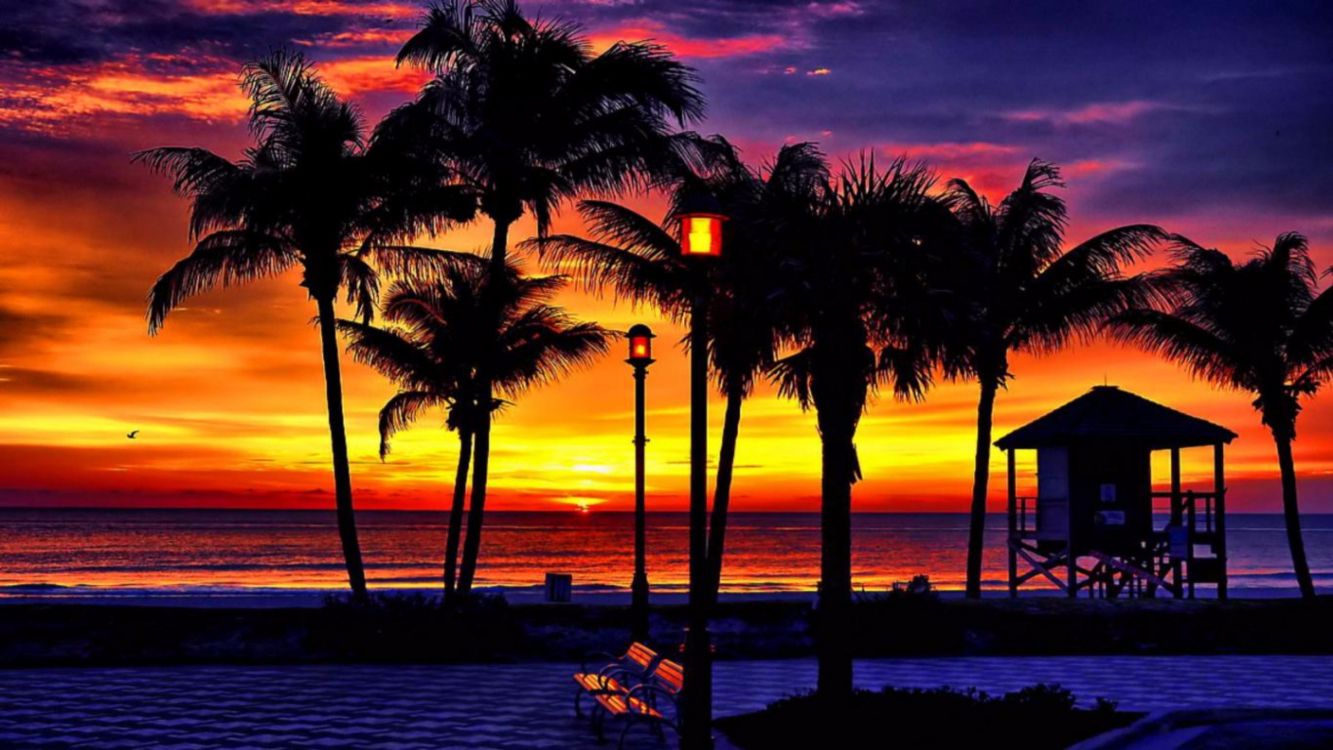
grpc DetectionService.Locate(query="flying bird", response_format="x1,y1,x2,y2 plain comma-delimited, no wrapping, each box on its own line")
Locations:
126,430,139,439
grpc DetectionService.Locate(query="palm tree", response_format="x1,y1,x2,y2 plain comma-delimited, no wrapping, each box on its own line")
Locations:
341,261,611,596
386,0,705,582
770,155,952,699
391,0,705,275
536,140,823,605
1111,232,1332,599
137,51,475,599
943,160,1166,599
338,263,482,601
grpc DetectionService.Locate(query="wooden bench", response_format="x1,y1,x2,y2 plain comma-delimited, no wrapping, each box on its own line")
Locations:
573,642,660,719
590,656,684,748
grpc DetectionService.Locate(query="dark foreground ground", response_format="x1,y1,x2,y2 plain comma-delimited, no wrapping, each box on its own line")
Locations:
2,594,1331,666
3,658,1332,749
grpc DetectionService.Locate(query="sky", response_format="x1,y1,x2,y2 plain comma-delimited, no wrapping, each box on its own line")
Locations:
1,0,1331,514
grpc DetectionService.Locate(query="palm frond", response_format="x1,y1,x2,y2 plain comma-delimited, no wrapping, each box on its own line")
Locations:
377,390,442,460
339,254,380,325
147,230,298,333
1012,224,1167,352
397,1,480,70
770,349,815,411
494,316,612,396
531,234,688,316
337,318,440,389
1289,281,1333,371
132,147,241,199
1108,308,1246,388
575,38,705,124
359,245,487,281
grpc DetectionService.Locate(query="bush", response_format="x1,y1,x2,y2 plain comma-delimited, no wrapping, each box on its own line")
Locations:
715,683,1139,749
310,592,525,661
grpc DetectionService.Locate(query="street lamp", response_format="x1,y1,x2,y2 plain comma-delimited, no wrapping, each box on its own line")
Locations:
625,324,654,641
678,196,725,750
680,212,724,257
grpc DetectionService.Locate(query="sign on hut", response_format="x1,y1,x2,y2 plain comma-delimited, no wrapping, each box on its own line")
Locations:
995,386,1237,599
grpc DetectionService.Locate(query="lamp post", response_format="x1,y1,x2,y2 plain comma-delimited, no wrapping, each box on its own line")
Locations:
678,200,725,750
626,324,655,641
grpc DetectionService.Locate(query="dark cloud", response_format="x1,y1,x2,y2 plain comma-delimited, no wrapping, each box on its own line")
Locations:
3,0,1330,235
0,0,413,65
0,306,71,356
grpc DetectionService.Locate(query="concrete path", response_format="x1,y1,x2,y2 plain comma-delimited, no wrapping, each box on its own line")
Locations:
2,656,1330,749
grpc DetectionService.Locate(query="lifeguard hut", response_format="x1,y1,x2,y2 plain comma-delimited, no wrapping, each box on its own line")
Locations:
995,386,1236,599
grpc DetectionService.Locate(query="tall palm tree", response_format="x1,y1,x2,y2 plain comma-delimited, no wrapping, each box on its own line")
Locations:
944,160,1166,599
536,140,823,606
342,261,611,596
386,0,705,581
770,156,952,699
1111,232,1332,599
137,51,475,599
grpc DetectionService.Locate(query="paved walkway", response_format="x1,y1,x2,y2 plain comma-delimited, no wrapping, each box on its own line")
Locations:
2,656,1330,749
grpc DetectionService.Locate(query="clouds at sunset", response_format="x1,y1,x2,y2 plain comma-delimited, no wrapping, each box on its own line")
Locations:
1,0,1331,513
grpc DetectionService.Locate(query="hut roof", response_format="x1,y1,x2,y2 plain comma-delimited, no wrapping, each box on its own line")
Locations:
995,386,1236,450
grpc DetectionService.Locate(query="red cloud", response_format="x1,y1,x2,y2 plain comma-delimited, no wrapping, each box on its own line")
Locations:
589,20,787,59
320,56,430,95
185,0,421,19
0,54,425,135
296,28,416,48
1004,100,1172,126
0,57,247,134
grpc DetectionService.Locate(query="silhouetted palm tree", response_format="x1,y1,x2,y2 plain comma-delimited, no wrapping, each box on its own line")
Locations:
137,51,475,599
943,160,1165,599
1111,233,1332,599
536,140,822,604
392,0,704,275
770,156,950,699
342,261,610,595
338,260,483,600
387,0,704,580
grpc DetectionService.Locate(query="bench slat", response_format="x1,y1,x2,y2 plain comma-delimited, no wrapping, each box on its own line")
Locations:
594,692,662,719
573,672,624,694
626,642,657,670
652,659,684,693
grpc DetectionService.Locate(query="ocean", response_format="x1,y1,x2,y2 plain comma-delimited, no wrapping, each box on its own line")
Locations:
1,509,1330,600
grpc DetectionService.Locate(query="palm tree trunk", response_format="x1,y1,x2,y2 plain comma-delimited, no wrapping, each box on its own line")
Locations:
489,218,510,275
704,384,744,606
442,427,473,600
457,410,491,595
456,218,510,596
817,423,855,699
1273,433,1316,599
964,377,999,599
314,294,368,601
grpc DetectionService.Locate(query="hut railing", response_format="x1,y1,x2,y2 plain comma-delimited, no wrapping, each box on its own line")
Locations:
1013,496,1037,537
1149,490,1217,539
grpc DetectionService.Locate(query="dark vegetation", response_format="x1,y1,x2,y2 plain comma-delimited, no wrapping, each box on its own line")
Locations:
2,595,1330,667
715,684,1141,750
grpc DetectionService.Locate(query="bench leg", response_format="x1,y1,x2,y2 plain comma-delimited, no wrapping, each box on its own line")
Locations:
592,707,607,743
618,718,634,750
575,689,584,718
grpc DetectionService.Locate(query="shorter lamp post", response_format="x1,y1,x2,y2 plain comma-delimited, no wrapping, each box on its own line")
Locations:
678,197,725,750
626,323,655,640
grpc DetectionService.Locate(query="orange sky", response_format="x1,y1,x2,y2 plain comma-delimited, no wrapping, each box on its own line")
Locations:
1,1,1331,514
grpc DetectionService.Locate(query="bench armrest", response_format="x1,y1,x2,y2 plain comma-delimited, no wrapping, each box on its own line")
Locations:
580,650,621,673
626,682,680,717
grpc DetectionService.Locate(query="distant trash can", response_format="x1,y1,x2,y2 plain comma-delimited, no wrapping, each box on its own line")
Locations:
545,573,573,603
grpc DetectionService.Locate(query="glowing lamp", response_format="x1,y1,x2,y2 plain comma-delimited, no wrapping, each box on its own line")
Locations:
679,213,725,257
626,324,655,365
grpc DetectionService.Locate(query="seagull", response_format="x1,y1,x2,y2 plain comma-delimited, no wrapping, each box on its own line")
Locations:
126,430,139,439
